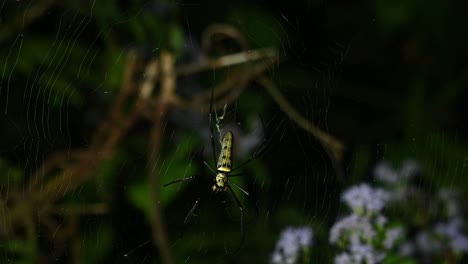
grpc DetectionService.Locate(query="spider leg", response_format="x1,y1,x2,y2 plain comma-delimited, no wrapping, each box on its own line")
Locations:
229,179,260,217
203,160,216,173
228,179,250,196
227,185,245,253
184,198,201,224
227,173,244,177
208,86,218,167
163,176,196,187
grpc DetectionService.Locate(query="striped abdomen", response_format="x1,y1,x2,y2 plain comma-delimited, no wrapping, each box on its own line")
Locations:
216,131,233,173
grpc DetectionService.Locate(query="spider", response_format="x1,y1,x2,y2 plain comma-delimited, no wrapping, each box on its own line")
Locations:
163,87,265,251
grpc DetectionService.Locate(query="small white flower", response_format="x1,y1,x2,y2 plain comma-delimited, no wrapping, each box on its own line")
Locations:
295,227,313,247
399,160,421,179
271,226,313,264
333,242,385,264
439,189,462,218
341,184,390,215
383,227,404,249
271,252,282,264
332,182,406,263
329,214,375,245
399,241,416,256
451,234,468,252
435,218,468,253
334,252,352,264
374,160,420,186
350,242,385,264
376,215,388,227
374,162,399,184
415,231,442,253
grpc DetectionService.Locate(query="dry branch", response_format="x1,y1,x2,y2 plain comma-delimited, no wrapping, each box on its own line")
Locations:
0,30,346,262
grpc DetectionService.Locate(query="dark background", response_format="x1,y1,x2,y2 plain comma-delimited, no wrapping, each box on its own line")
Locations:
1,0,467,263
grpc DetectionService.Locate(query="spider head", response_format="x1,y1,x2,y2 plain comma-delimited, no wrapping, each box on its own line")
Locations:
212,173,228,192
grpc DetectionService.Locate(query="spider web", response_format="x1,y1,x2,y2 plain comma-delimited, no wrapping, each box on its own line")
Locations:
1,1,467,264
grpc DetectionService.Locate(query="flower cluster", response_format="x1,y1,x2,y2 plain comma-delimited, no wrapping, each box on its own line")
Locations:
330,183,403,264
374,161,468,261
341,184,390,216
435,218,468,252
374,160,421,188
273,159,467,263
271,226,313,264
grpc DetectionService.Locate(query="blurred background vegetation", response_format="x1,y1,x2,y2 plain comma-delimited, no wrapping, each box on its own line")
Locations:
1,0,467,263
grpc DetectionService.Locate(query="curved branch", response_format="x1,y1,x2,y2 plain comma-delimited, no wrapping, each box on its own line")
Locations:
257,76,345,162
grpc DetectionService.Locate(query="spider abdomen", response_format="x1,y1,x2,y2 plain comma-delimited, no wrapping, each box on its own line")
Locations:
212,131,233,192
216,131,233,172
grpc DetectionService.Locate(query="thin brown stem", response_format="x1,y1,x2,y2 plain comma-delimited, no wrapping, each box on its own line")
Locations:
0,51,143,233
175,48,277,76
147,51,174,264
258,76,345,161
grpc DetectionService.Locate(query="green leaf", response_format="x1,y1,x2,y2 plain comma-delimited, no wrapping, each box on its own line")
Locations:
383,253,418,264
159,135,199,205
168,23,184,56
127,180,152,222
0,158,23,186
3,239,34,264
94,154,120,194
126,134,200,222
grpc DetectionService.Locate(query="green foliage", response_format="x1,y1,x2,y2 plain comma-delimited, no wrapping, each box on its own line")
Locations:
83,225,113,264
126,134,199,222
226,5,286,49
126,180,152,222
3,239,34,264
0,158,23,186
94,153,121,194
383,254,418,264
168,23,185,56
374,0,412,35
158,134,201,204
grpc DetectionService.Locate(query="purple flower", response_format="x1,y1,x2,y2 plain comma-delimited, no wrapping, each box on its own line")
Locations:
271,226,313,264
349,242,385,264
329,214,375,245
334,252,352,264
439,189,462,218
399,241,415,256
332,183,405,263
435,218,468,253
383,227,404,249
374,162,399,184
451,235,468,253
376,215,388,227
415,231,442,253
374,160,420,185
399,160,421,179
341,184,390,215
333,242,385,264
